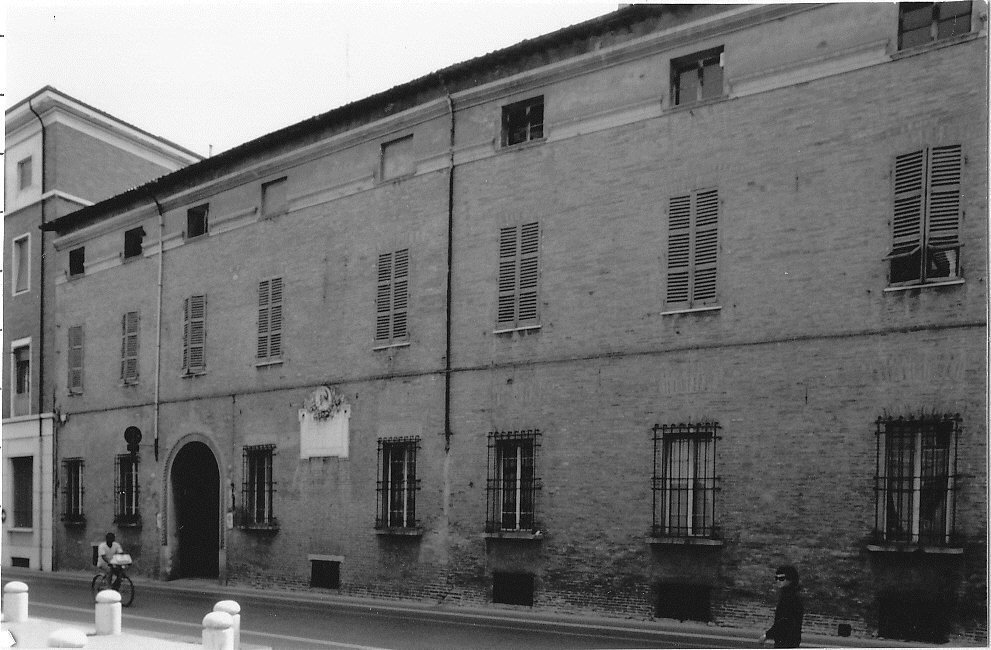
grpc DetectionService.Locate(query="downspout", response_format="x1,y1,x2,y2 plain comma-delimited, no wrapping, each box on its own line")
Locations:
28,99,50,570
149,194,166,463
443,88,455,453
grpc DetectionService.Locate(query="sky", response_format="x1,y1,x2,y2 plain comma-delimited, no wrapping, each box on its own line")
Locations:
4,0,622,157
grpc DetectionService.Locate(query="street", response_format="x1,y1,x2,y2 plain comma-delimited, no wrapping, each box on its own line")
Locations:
3,572,753,649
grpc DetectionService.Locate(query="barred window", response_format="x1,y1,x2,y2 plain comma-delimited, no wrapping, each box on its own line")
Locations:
486,429,541,533
375,249,409,345
376,437,420,530
68,326,84,395
120,311,139,384
114,454,140,525
875,415,960,546
257,278,283,362
62,458,85,522
182,294,207,375
242,445,276,526
652,423,719,538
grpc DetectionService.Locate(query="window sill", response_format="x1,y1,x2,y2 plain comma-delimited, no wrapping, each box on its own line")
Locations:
183,234,209,243
118,381,139,388
378,171,416,185
892,32,981,60
484,530,544,540
255,358,284,368
493,324,542,335
661,305,721,316
884,278,964,292
375,526,423,537
372,340,411,351
61,517,87,527
67,272,85,281
648,536,723,547
238,523,280,533
667,95,726,114
500,137,546,153
867,544,963,555
114,518,142,528
181,370,207,378
7,527,34,534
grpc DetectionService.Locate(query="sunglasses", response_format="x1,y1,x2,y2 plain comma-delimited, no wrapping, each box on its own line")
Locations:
775,576,788,581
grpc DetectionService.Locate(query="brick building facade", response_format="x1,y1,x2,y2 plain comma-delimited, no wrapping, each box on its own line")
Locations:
42,5,987,644
3,87,201,571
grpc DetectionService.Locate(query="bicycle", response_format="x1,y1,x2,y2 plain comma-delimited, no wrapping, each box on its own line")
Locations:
91,554,134,607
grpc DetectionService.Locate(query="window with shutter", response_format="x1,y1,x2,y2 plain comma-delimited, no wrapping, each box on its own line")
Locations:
120,312,139,384
374,249,410,346
497,223,540,330
665,189,719,309
887,145,962,286
68,326,84,395
183,295,207,375
257,278,284,363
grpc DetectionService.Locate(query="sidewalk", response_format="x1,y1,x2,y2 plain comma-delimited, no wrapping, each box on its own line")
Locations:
2,616,205,650
2,567,937,649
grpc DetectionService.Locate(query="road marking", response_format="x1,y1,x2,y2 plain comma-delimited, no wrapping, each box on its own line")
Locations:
33,602,393,650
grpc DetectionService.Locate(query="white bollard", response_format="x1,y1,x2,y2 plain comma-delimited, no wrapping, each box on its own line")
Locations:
213,600,241,650
201,611,233,650
46,627,88,647
94,590,121,635
2,581,28,623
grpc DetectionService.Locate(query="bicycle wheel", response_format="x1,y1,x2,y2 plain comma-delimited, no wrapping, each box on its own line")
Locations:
90,574,107,598
117,575,134,607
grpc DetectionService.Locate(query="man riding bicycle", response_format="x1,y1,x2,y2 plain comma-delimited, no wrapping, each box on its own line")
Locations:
97,532,125,590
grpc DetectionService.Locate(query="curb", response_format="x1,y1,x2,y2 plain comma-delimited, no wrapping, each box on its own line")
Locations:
2,568,941,648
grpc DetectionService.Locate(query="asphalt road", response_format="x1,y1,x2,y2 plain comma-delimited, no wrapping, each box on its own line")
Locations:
4,572,753,649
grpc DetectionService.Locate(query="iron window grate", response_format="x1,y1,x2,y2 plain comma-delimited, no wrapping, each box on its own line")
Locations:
874,414,960,546
114,454,140,524
242,444,277,526
651,423,720,538
486,429,542,533
375,437,421,529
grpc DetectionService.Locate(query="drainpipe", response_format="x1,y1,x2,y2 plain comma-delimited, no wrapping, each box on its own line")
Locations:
442,87,455,453
149,193,166,463
28,98,50,570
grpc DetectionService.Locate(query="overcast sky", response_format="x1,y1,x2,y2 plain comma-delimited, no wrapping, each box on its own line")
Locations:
5,0,622,157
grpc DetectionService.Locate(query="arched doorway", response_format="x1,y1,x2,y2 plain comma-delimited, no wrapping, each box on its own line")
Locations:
171,441,219,578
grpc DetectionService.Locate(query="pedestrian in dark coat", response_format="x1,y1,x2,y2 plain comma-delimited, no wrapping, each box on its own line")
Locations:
758,565,803,648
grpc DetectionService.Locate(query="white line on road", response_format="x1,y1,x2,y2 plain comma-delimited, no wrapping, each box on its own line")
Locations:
33,602,395,650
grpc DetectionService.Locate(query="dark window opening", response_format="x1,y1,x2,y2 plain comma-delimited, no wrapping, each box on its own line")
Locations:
502,97,544,147
493,572,534,606
376,437,420,529
656,583,712,622
17,157,32,190
486,430,541,533
874,414,960,546
114,454,140,525
242,445,276,526
310,559,340,589
124,227,145,259
672,47,724,106
652,422,720,538
14,347,30,396
69,247,85,276
62,458,85,521
12,456,33,528
899,2,972,50
11,557,30,568
878,590,950,643
187,204,209,239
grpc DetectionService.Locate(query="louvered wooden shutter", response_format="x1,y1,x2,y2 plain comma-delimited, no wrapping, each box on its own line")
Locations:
68,326,83,394
666,195,692,305
926,145,962,251
376,250,409,342
120,311,139,383
692,189,719,303
184,295,206,373
392,249,409,339
892,149,925,257
497,223,540,327
257,278,283,360
667,190,718,307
